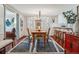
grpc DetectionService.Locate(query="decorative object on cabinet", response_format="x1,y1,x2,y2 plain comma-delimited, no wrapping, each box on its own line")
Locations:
63,10,77,24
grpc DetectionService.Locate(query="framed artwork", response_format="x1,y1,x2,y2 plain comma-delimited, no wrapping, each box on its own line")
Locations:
20,18,23,31
5,17,15,27
5,19,11,27
35,20,41,30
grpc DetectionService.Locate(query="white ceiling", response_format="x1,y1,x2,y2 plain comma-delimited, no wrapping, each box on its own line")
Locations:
10,4,78,16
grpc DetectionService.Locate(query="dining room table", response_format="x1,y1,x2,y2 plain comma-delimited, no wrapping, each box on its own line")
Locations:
31,30,47,48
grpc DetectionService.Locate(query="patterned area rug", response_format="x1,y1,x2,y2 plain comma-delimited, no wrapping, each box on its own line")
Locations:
36,39,63,52
9,37,64,54
37,40,57,52
10,39,29,53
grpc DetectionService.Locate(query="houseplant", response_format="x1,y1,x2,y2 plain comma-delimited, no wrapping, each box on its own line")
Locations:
63,10,77,28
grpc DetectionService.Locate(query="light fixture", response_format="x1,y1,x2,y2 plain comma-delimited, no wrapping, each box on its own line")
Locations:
37,10,41,20
39,11,41,18
35,10,41,31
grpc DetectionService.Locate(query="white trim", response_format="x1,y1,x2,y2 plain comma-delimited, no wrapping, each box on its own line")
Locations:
54,40,64,50
50,38,60,52
50,37,64,51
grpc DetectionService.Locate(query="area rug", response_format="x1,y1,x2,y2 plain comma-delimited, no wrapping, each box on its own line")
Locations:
10,38,29,53
36,39,63,52
8,37,64,54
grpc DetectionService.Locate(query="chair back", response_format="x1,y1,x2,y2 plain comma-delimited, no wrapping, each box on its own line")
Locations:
47,28,50,37
47,28,51,44
27,28,31,36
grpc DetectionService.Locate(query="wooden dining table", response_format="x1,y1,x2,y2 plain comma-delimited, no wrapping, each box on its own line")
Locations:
31,30,47,47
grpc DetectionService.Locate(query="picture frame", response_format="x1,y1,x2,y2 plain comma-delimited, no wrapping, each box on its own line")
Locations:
35,20,41,30
20,18,23,27
20,18,23,31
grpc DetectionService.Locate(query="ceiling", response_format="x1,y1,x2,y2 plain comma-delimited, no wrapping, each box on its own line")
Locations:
10,4,78,16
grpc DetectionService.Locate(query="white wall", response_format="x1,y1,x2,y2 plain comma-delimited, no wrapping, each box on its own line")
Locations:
27,16,36,32
0,5,4,40
58,13,67,27
19,15,27,37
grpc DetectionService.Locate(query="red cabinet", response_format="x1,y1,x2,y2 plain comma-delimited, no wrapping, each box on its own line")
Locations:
72,36,79,53
65,33,72,53
52,30,79,54
65,33,79,53
52,30,65,48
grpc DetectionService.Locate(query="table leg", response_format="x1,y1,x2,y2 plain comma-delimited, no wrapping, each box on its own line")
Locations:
32,34,35,49
44,34,46,48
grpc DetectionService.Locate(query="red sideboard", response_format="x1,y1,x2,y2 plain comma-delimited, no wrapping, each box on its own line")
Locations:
65,33,79,53
52,30,79,54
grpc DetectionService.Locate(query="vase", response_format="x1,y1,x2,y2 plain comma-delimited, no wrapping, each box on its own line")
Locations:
67,24,73,28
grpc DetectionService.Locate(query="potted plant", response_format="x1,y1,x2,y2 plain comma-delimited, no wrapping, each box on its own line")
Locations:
63,10,77,28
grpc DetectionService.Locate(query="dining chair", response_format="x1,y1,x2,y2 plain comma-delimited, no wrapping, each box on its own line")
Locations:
27,28,32,48
46,28,53,50
47,28,51,43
